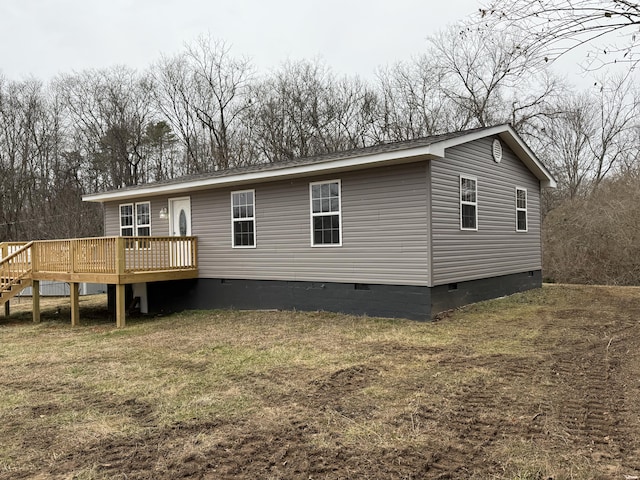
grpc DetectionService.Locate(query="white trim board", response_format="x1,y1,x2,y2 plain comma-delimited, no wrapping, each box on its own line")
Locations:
83,125,556,203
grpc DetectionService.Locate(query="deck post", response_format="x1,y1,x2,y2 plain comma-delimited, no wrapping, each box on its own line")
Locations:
115,283,126,328
115,237,125,275
3,301,8,318
70,282,80,326
69,240,76,274
32,280,40,323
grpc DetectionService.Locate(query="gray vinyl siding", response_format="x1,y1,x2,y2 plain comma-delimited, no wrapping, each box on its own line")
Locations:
430,136,542,285
104,162,431,286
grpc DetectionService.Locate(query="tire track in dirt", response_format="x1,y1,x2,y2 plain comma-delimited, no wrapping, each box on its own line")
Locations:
422,358,547,478
544,311,640,475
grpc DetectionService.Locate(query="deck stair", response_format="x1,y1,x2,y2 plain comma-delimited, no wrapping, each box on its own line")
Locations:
0,278,33,305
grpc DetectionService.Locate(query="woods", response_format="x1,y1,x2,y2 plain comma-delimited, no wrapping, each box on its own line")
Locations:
1,24,639,284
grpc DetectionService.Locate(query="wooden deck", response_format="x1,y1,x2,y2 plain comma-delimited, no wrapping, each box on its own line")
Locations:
1,236,198,327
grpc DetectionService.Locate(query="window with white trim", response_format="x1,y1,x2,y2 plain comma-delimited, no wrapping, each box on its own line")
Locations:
119,204,134,237
231,190,256,247
120,202,151,248
135,202,151,236
516,187,528,232
460,176,477,230
310,180,341,246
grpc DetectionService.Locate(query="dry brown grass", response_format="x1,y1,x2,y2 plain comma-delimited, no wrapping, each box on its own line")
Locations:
1,285,640,479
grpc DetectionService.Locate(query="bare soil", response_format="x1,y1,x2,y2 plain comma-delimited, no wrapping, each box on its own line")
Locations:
1,285,640,479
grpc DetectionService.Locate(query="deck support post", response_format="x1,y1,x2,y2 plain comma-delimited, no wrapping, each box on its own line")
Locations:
32,280,40,323
115,284,126,328
70,282,79,326
3,301,8,318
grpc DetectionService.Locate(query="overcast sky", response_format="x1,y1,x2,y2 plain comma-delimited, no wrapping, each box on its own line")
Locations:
2,0,482,81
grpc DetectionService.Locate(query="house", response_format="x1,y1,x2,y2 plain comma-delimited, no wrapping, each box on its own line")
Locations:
81,124,556,321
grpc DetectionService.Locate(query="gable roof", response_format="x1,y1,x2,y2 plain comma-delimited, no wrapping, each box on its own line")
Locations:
83,124,556,203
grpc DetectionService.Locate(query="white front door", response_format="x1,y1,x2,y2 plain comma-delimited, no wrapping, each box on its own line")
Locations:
169,197,191,237
168,197,192,267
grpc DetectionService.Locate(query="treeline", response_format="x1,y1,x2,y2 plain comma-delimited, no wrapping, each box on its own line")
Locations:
1,31,639,284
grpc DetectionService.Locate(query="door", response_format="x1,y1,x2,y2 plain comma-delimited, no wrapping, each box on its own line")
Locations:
169,197,192,267
169,197,191,236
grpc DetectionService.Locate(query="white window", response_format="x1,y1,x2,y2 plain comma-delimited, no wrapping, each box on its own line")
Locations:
516,187,528,232
120,201,151,248
119,204,134,237
136,202,151,237
460,176,477,231
231,190,256,248
310,180,341,246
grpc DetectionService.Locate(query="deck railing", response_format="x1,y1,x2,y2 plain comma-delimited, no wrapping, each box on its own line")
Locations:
32,236,198,275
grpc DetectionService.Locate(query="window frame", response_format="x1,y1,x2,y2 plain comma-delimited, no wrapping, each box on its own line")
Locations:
515,187,528,232
135,202,151,237
309,179,342,247
459,175,478,231
230,189,257,249
119,203,134,237
119,201,151,249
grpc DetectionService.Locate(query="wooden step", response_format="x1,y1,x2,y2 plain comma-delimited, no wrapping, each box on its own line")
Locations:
0,279,32,305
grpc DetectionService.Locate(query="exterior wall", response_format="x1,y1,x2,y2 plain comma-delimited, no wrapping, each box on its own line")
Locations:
139,271,540,321
146,278,432,320
430,136,542,286
105,162,431,286
430,270,542,315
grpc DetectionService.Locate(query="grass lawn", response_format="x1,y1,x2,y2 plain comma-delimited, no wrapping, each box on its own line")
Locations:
1,284,640,479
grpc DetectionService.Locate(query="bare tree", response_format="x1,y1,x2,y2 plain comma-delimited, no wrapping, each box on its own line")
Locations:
375,60,453,141
55,66,155,190
589,73,639,185
427,27,562,130
539,93,596,199
0,76,102,241
152,37,255,172
538,73,639,203
478,0,640,69
248,60,378,162
373,27,562,145
0,77,41,239
151,54,205,173
329,76,380,149
185,36,254,170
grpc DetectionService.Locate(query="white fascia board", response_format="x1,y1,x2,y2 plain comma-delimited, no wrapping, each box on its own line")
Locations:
498,132,557,188
82,144,443,203
434,124,557,188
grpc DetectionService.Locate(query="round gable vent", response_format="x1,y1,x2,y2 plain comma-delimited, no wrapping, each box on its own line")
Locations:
492,139,503,163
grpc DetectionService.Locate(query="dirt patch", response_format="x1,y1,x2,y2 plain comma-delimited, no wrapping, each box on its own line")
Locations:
2,285,640,479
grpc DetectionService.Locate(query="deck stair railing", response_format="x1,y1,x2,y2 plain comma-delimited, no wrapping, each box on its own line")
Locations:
0,242,33,304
